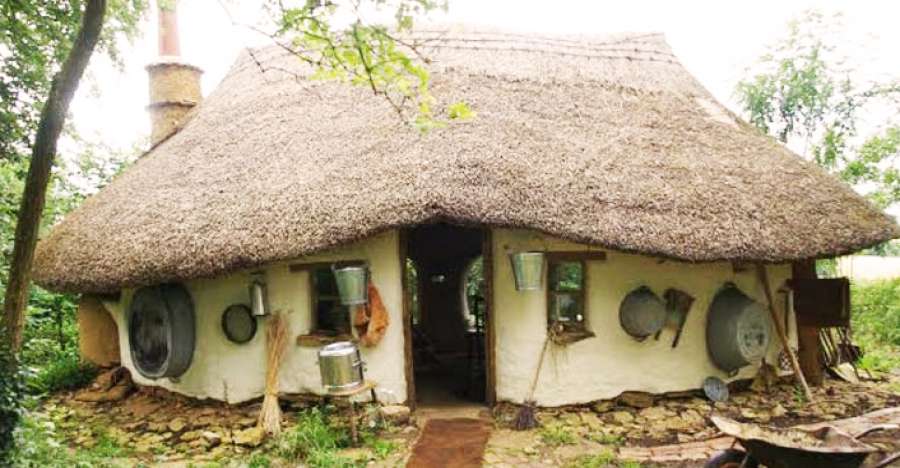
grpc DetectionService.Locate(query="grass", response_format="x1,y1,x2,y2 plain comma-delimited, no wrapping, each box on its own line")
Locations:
851,279,900,372
590,432,624,446
566,449,629,467
539,422,577,446
275,406,387,468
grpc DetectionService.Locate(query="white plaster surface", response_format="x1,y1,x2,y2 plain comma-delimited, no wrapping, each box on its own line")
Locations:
491,228,796,407
103,227,797,407
105,231,406,404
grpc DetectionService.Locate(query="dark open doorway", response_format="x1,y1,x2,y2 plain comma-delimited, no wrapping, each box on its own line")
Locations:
404,223,489,407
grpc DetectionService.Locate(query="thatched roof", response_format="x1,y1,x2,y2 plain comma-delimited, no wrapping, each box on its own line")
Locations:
34,29,899,293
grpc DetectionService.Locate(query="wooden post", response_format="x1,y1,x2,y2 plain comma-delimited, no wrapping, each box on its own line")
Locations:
756,264,814,403
792,260,825,386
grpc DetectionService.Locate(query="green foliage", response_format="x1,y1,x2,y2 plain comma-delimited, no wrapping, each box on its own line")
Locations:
0,0,147,163
539,422,577,446
0,331,25,466
851,278,900,372
736,10,900,208
26,353,97,395
363,433,398,459
261,0,470,129
277,407,351,462
246,453,272,468
566,449,618,467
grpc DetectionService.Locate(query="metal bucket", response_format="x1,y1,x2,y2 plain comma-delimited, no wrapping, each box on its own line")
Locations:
333,266,368,305
249,280,269,316
317,341,365,393
510,252,544,291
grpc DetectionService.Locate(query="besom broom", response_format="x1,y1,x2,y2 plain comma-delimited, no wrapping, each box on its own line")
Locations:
258,312,288,435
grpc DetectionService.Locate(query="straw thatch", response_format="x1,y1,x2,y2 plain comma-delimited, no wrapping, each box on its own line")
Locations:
34,29,899,293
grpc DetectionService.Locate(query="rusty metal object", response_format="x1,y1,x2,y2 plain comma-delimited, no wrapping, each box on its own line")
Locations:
711,416,879,468
790,278,851,328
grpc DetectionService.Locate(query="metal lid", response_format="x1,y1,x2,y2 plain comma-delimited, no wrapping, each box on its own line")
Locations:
318,341,358,357
703,376,729,402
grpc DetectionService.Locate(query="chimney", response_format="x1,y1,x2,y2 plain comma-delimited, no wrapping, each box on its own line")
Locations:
146,0,202,147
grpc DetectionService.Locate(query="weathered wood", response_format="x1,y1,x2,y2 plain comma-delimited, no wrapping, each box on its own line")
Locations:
399,230,415,409
793,260,825,386
2,0,108,351
483,229,497,406
756,264,814,402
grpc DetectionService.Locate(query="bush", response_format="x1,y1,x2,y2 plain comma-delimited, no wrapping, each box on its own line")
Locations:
852,279,900,371
0,341,24,466
25,353,97,395
277,408,352,465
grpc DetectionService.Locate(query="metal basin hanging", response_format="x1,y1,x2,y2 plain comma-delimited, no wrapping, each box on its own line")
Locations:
317,341,365,393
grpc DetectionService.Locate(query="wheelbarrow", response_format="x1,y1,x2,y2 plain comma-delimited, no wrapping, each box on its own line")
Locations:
705,415,900,468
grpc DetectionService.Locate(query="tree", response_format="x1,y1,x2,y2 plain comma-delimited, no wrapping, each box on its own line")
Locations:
736,10,900,210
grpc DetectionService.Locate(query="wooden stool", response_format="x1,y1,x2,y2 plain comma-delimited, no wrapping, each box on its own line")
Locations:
327,380,378,446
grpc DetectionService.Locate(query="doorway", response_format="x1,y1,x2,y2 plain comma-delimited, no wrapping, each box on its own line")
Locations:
404,223,490,408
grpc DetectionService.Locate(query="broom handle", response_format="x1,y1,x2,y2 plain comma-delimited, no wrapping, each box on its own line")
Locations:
527,337,550,402
756,264,814,403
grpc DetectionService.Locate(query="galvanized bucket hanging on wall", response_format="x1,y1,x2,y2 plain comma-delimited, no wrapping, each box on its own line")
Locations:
510,252,545,291
333,265,369,305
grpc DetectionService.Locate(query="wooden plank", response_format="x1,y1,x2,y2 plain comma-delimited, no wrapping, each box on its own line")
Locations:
399,230,416,409
544,251,607,262
483,228,497,406
288,259,366,273
756,264,814,403
792,260,824,386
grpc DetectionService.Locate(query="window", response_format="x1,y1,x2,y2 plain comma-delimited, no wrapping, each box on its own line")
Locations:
311,266,352,335
547,257,586,329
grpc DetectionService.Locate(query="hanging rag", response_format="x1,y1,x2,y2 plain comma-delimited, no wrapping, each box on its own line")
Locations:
353,281,390,347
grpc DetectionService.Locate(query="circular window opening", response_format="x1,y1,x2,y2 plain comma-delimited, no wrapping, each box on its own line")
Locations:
128,283,195,379
222,304,257,344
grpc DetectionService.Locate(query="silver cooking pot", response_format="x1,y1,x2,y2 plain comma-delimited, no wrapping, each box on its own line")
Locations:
317,341,365,393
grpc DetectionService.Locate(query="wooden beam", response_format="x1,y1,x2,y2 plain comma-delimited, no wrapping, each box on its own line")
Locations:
398,230,416,409
792,260,825,386
483,229,497,406
756,264,814,403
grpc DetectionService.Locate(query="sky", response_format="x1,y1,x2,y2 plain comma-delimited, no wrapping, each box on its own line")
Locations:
69,0,900,160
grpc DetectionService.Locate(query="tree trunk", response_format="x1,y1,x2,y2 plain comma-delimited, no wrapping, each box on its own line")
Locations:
793,259,824,386
1,0,108,351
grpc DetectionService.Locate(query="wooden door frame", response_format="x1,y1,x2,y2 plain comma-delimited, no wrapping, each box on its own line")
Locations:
399,227,497,408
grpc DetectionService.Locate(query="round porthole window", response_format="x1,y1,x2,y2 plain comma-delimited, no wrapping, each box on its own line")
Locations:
222,304,257,344
128,283,195,379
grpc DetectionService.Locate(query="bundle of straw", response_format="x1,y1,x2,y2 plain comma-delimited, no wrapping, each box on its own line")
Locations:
258,312,288,435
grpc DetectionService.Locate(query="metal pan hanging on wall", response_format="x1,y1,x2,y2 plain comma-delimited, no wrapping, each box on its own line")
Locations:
128,283,196,379
706,284,771,373
619,286,667,339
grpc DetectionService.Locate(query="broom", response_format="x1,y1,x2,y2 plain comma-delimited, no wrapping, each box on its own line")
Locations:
514,336,550,430
259,312,288,435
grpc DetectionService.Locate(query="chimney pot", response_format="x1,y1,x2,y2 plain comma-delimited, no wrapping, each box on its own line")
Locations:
147,1,202,147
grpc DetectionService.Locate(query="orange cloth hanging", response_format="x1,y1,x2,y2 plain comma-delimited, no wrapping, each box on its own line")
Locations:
353,281,390,347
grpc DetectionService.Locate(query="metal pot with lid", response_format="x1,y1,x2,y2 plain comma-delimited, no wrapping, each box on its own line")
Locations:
317,341,365,394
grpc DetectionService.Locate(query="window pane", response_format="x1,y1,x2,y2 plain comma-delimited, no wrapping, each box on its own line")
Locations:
550,261,583,292
313,267,350,334
551,292,584,323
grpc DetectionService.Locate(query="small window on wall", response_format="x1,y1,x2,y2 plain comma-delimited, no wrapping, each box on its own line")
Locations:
311,267,352,335
547,258,586,330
